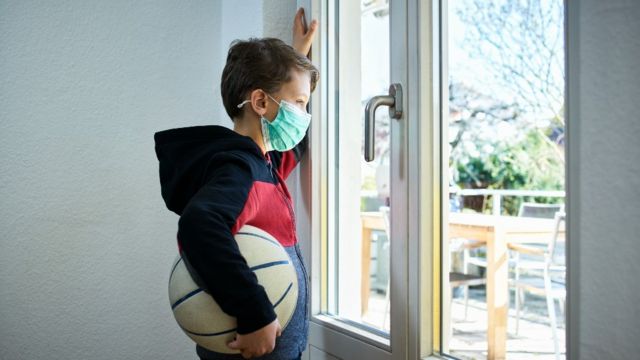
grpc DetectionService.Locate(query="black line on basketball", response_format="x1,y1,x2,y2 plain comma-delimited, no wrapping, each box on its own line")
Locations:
236,231,281,247
180,323,237,337
250,260,290,271
169,256,183,280
273,282,294,308
171,288,204,310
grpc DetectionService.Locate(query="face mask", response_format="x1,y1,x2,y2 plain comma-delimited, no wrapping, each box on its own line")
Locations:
237,94,311,152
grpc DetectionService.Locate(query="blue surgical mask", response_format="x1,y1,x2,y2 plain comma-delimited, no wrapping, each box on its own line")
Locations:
237,94,311,152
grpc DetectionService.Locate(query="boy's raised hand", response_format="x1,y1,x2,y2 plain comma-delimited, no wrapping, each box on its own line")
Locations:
227,318,282,359
292,7,318,57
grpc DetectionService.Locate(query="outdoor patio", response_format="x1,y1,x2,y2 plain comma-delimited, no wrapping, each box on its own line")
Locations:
362,287,566,359
449,287,566,359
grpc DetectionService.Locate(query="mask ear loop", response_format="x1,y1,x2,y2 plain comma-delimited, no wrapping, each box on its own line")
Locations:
236,100,251,109
265,94,281,107
237,92,279,109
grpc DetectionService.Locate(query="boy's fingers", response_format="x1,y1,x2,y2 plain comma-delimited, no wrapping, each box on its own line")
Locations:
294,7,304,25
227,337,242,350
305,20,318,38
228,338,254,359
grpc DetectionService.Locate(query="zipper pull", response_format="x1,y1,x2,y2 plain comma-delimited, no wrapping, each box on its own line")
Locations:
266,158,276,182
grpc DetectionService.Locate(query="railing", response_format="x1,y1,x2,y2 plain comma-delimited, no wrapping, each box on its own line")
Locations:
360,188,565,216
449,188,566,216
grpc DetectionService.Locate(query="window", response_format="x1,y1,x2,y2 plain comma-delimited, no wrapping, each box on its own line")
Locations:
441,0,566,358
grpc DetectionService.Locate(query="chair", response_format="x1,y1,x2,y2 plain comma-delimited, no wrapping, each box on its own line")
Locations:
451,238,486,320
510,202,564,333
379,205,485,331
509,211,566,360
446,194,488,319
456,202,564,318
518,202,565,219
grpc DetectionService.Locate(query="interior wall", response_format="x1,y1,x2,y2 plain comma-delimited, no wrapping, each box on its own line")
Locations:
217,0,264,124
567,0,640,358
0,1,263,359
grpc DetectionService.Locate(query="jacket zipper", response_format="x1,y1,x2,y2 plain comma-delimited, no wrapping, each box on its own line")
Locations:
267,160,309,325
267,161,297,239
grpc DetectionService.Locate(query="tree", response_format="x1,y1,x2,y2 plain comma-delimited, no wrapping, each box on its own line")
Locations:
448,0,566,213
453,0,565,164
456,0,564,123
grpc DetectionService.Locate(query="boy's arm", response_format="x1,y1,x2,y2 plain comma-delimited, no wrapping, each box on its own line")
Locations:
273,8,315,179
177,155,276,335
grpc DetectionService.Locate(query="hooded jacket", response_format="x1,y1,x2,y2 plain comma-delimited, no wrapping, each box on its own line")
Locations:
154,124,307,336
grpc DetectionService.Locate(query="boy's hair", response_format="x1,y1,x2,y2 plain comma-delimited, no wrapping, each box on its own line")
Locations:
221,37,319,120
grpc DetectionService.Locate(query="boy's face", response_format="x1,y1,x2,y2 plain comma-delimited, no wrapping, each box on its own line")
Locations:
257,69,311,122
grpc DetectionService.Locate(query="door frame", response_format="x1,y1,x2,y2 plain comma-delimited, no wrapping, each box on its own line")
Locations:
294,0,578,359
294,0,439,359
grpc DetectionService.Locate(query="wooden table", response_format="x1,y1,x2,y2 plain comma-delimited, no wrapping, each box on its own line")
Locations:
360,211,564,360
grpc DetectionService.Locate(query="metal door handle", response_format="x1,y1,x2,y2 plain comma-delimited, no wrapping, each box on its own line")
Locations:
364,83,403,162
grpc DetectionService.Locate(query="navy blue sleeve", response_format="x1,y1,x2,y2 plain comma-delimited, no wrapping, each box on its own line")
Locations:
177,154,276,335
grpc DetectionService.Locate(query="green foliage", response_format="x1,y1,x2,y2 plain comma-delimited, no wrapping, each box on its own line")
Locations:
453,128,564,215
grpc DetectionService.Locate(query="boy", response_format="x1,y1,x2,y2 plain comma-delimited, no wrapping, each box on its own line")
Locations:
154,9,318,360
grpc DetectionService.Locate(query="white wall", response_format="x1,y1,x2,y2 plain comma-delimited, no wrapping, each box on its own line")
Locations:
567,0,640,358
0,1,263,359
263,0,298,43
218,0,264,123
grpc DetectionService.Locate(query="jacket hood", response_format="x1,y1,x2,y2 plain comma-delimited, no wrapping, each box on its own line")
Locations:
154,125,263,215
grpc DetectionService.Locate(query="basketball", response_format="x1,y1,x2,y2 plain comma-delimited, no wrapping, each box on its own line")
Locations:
168,225,298,353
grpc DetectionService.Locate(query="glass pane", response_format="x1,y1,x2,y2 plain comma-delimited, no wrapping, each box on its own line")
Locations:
326,0,391,334
443,0,566,358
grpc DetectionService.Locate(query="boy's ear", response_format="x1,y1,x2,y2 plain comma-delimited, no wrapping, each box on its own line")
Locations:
249,89,269,117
